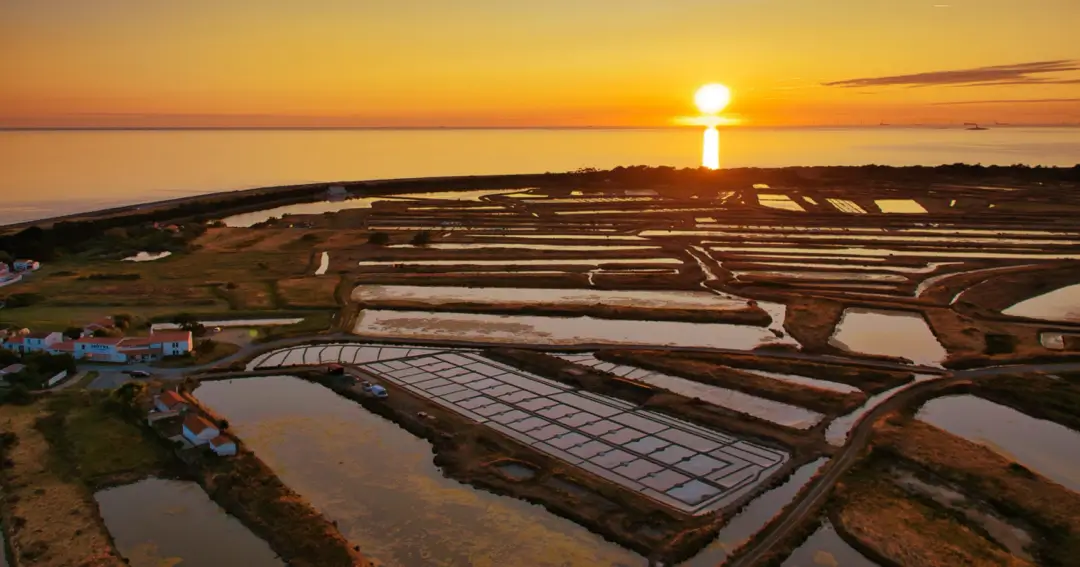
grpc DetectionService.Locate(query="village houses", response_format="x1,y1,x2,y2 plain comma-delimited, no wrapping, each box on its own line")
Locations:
2,329,193,363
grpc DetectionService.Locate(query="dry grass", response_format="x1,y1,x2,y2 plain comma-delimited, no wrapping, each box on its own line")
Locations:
835,471,1031,567
0,403,124,567
278,277,340,308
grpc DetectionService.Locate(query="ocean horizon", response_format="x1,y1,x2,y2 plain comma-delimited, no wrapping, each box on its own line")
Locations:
2,126,1078,226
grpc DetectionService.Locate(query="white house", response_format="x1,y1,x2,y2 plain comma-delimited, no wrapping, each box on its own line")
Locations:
182,415,220,446
154,390,189,413
24,332,62,351
66,331,194,363
208,435,237,456
13,260,40,272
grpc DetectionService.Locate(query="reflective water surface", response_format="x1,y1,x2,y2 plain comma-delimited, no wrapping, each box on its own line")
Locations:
194,376,643,567
95,477,283,567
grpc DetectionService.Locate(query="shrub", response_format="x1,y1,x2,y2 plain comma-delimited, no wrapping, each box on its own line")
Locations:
411,231,432,246
367,232,390,246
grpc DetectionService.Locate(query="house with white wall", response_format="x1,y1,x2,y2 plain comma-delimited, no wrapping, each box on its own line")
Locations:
182,415,220,446
61,331,193,363
73,337,127,362
154,390,189,413
24,332,63,351
208,435,237,456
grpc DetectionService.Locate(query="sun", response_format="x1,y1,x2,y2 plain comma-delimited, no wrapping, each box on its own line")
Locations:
695,83,731,115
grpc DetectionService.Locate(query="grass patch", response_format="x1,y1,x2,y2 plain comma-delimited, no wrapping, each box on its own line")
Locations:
834,461,1030,567
36,391,173,488
254,311,336,342
875,417,1080,566
277,276,340,308
72,370,100,389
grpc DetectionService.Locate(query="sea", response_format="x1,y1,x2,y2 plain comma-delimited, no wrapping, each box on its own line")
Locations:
1,126,1078,226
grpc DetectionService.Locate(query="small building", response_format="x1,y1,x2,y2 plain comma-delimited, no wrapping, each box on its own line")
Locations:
23,331,63,352
0,364,26,378
1,337,26,354
181,415,220,446
74,337,128,362
13,260,40,272
154,390,189,413
47,341,77,355
208,435,237,456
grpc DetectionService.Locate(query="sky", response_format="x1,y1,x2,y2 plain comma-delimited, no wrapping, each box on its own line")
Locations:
2,0,1080,128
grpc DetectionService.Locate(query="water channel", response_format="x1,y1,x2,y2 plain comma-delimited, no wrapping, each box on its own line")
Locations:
95,477,283,567
195,376,643,566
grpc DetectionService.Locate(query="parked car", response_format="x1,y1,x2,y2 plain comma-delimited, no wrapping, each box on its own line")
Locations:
361,381,388,399
124,370,151,378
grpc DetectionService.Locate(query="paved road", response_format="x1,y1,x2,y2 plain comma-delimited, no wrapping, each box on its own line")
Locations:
725,359,1080,567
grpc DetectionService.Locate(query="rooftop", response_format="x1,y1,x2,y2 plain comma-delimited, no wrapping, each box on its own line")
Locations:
76,337,125,346
183,414,217,435
209,434,234,448
158,390,186,409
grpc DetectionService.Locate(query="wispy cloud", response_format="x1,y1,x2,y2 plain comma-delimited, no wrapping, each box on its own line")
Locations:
824,60,1080,88
933,97,1080,105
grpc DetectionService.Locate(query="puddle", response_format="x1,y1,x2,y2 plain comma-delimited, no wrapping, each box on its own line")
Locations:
496,462,538,481
892,469,1033,560
917,395,1080,492
351,285,750,310
314,251,330,275
757,194,806,212
151,318,303,331
122,251,172,262
734,271,909,283
826,374,939,446
353,310,795,352
680,458,828,567
1002,283,1080,323
557,354,823,429
827,199,868,214
95,477,283,567
781,521,878,567
357,258,683,267
194,376,642,566
388,243,659,251
829,308,946,366
875,199,927,214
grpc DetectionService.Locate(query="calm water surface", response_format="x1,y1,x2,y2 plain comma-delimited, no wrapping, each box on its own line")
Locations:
917,395,1080,492
194,376,643,567
95,477,283,567
781,521,878,567
2,127,1077,225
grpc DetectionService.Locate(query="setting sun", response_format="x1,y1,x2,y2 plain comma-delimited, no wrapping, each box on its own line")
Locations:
694,84,732,115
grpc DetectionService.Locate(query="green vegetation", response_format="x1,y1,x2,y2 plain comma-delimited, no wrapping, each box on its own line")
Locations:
1,292,45,309
0,349,77,390
254,311,336,342
34,388,173,487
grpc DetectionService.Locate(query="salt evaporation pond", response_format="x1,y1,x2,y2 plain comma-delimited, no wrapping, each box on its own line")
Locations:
829,308,947,366
195,376,642,567
917,395,1080,492
151,317,303,331
314,251,330,275
122,251,172,262
220,188,517,227
389,243,659,251
353,310,795,351
357,257,682,267
826,374,940,446
351,285,750,310
681,459,827,567
95,477,282,567
782,521,878,567
1002,283,1080,323
557,354,823,429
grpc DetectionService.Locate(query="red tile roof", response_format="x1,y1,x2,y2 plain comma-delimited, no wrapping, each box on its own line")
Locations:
158,391,186,409
118,337,154,348
3,338,25,346
50,341,76,353
209,435,234,448
26,331,56,339
183,415,218,436
151,331,192,343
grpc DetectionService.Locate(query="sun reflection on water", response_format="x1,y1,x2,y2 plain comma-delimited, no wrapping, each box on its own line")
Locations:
703,126,719,169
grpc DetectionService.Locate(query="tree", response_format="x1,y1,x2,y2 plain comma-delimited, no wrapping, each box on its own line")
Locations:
367,232,390,246
111,314,132,330
0,349,18,367
63,327,84,340
171,313,206,336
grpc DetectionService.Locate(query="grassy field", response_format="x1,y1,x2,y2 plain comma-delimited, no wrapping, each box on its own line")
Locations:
1,230,340,331
875,417,1080,566
152,340,242,368
834,463,1031,567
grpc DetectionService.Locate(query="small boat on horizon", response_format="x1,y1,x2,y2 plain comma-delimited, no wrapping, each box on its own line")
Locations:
964,122,989,131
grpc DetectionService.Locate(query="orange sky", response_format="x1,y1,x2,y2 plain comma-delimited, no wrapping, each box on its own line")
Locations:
2,0,1079,127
